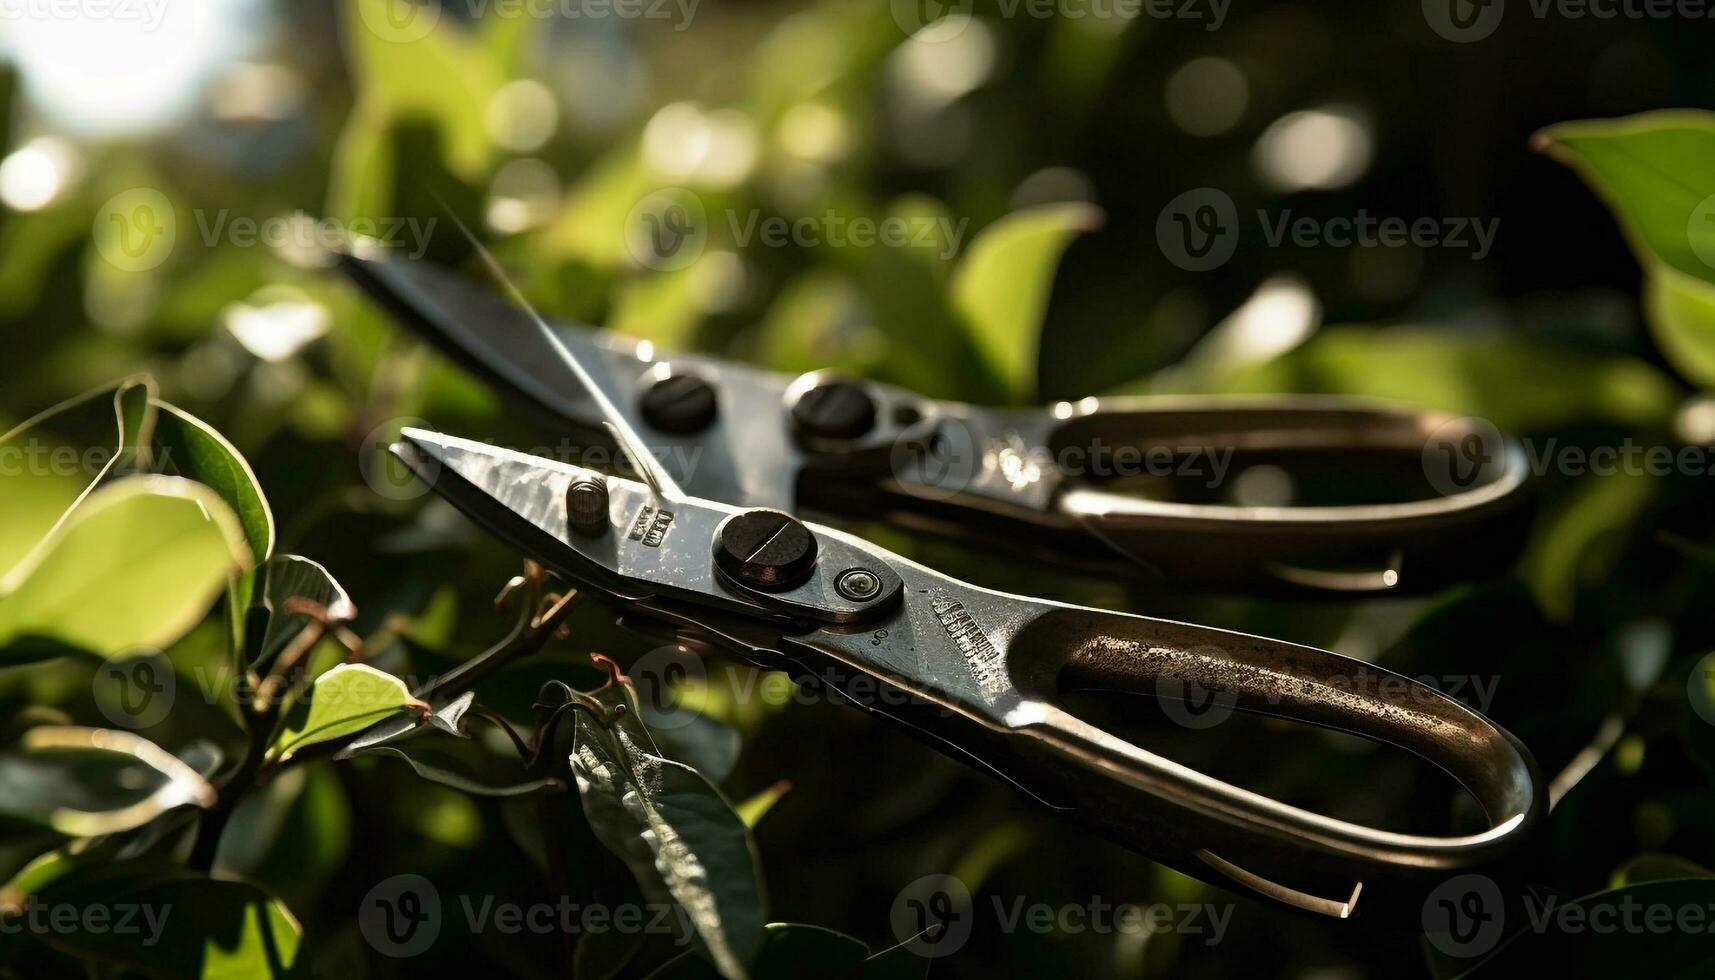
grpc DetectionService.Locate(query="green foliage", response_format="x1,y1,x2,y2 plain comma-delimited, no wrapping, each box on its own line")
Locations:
2,6,1714,979
1539,111,1715,387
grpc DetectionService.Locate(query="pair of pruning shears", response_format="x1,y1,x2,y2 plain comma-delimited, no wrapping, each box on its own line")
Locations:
339,250,1531,594
340,248,1543,920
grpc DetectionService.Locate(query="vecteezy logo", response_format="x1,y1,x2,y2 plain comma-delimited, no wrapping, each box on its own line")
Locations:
1423,0,1504,43
1421,416,1504,498
358,417,436,501
889,417,980,502
1688,651,1715,727
1155,650,1239,730
890,874,974,957
628,644,708,732
1422,874,1504,957
95,188,177,272
359,874,442,957
1156,188,1238,272
624,188,709,272
888,0,974,41
360,0,443,43
94,648,176,729
1687,194,1715,271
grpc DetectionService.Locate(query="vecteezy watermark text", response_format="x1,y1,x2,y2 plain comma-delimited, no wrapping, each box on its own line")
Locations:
0,0,168,29
890,0,1229,38
889,874,1231,957
0,899,171,947
359,875,691,958
1425,0,1715,43
360,0,699,43
1424,873,1715,958
95,188,439,272
624,189,969,270
1156,189,1499,272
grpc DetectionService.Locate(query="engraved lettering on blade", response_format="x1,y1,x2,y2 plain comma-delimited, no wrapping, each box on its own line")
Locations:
628,506,676,547
931,594,1007,702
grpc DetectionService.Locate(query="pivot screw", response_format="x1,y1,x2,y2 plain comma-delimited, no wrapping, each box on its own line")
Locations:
791,377,877,442
714,509,818,591
640,372,717,435
566,479,609,537
834,568,882,601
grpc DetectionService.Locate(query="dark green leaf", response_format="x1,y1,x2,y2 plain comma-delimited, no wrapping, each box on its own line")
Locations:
572,683,765,980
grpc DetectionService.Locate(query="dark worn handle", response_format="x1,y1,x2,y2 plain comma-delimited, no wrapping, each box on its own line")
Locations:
992,605,1543,919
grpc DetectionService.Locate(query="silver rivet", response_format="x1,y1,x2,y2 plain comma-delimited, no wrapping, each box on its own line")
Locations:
835,568,882,601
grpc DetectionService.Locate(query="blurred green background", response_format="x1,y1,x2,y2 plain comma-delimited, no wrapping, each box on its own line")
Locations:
3,0,1715,977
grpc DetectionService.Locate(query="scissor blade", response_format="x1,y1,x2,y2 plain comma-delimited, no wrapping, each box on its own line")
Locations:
341,250,624,439
345,251,803,511
391,427,621,583
391,428,778,616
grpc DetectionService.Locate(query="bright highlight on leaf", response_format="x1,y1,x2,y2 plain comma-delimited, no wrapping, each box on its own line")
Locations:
0,726,216,837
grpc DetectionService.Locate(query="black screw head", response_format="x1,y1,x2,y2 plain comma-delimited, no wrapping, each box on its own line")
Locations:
566,479,609,537
639,372,717,435
791,378,877,442
714,509,818,591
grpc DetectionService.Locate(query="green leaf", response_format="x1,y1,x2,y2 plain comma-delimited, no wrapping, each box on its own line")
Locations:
950,203,1103,401
1537,110,1715,386
0,726,215,837
0,376,155,581
571,683,765,980
0,476,250,663
34,868,302,979
253,554,355,670
152,400,274,565
269,663,425,762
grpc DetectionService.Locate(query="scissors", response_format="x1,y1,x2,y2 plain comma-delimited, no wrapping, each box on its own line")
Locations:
338,252,1531,594
351,248,1544,920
